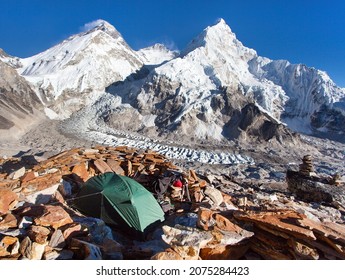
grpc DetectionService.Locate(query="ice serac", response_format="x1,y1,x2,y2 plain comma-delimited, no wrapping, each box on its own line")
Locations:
0,60,44,140
19,20,144,118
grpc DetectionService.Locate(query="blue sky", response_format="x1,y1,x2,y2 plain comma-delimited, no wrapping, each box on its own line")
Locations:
1,0,344,86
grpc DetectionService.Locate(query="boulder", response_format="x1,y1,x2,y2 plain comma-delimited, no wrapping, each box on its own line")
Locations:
72,217,113,244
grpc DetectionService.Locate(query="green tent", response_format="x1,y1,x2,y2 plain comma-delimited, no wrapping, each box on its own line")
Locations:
72,172,165,237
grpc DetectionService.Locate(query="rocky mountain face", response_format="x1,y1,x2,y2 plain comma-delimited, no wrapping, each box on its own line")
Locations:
249,58,345,135
0,59,44,140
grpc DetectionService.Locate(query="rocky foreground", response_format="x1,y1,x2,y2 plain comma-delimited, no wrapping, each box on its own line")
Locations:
0,145,345,260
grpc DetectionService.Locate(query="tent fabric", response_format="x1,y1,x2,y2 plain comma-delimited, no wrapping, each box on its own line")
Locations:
72,172,165,235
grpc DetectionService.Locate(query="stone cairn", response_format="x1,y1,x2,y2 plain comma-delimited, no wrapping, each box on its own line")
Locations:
299,155,315,176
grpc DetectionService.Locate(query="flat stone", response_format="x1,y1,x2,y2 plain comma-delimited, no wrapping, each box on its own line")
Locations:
21,172,62,195
59,180,73,197
71,163,90,182
42,249,60,260
82,149,99,155
19,236,32,259
60,223,86,240
107,158,125,175
30,242,47,260
24,183,59,204
8,167,25,180
211,214,254,244
0,189,18,214
233,210,316,241
28,225,51,244
297,218,345,246
0,236,20,257
49,229,66,250
161,225,214,248
170,245,200,260
0,213,18,230
287,239,319,259
93,159,113,174
21,171,37,183
43,249,74,260
151,248,183,260
197,208,215,230
200,243,250,260
53,190,65,204
99,238,123,260
34,205,73,229
204,187,224,207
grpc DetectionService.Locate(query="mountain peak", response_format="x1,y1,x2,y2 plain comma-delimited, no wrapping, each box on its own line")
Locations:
206,18,234,37
84,19,122,39
213,18,229,29
182,18,237,55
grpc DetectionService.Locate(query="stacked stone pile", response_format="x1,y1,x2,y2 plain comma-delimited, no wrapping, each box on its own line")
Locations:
299,155,315,176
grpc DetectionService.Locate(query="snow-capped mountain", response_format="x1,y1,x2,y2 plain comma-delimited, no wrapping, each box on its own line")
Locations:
18,20,144,118
98,19,344,143
1,19,344,144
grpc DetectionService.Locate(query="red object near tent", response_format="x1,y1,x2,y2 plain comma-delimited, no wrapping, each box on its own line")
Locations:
173,179,183,188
